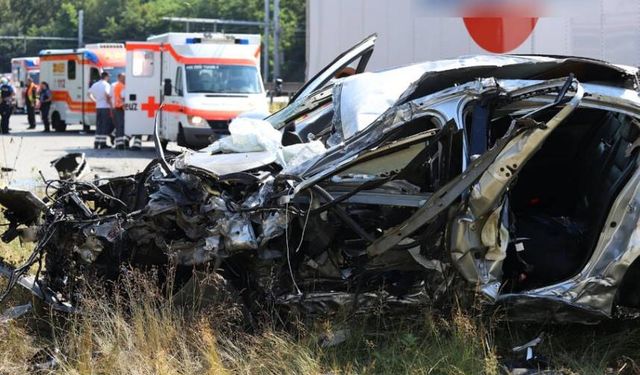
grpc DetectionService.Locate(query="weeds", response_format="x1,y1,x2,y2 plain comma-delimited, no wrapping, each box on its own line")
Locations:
0,257,639,373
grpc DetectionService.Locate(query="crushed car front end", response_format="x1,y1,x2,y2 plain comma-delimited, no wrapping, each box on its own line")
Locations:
1,47,640,323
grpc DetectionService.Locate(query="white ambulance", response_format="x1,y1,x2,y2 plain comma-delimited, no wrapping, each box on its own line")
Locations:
39,44,126,132
125,32,268,148
10,57,40,112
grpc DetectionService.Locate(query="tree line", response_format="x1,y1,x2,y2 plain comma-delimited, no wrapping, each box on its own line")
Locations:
0,0,306,81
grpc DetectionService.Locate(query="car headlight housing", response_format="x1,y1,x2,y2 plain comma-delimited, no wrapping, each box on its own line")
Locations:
187,115,205,126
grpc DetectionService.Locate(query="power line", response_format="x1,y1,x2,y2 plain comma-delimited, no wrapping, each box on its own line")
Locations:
0,36,77,41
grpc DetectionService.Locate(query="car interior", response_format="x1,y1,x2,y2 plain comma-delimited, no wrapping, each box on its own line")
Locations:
494,107,640,291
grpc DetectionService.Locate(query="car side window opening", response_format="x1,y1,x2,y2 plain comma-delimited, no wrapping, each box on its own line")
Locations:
485,105,640,293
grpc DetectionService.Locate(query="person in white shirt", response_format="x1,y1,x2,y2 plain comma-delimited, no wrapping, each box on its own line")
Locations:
88,72,113,149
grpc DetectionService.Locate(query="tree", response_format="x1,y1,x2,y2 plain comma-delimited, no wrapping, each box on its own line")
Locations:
0,0,306,81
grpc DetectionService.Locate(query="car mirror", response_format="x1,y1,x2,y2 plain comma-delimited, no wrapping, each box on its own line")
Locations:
163,79,172,96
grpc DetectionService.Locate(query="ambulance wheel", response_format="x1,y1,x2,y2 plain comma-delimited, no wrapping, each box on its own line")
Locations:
52,112,66,132
177,125,187,147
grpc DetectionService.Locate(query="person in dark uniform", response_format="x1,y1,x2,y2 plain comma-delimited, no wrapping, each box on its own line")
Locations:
38,81,52,132
0,77,14,134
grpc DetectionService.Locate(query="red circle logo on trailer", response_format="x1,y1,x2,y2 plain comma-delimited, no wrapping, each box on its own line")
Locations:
462,3,539,53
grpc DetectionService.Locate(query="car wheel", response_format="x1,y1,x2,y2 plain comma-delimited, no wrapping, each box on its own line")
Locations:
177,124,187,147
52,112,66,132
83,124,90,133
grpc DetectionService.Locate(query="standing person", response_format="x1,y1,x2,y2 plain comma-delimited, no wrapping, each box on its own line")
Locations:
24,77,37,129
0,77,14,134
129,134,142,151
88,72,112,149
38,82,52,132
111,73,127,150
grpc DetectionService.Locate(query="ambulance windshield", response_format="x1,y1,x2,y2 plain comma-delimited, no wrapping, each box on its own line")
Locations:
104,67,125,83
28,71,39,84
185,64,262,94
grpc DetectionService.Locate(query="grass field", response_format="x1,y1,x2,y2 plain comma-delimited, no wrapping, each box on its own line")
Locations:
1,239,640,374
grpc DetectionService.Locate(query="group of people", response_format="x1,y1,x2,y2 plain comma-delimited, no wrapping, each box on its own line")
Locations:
0,72,140,151
88,72,139,150
0,76,51,134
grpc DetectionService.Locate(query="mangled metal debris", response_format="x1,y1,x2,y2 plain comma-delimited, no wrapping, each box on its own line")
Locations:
0,303,32,323
1,35,640,323
50,152,88,181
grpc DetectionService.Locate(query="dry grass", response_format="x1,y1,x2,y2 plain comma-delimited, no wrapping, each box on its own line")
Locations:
0,239,639,374
0,267,500,375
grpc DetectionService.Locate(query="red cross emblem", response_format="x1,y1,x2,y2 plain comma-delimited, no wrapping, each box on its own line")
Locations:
463,3,539,53
141,96,160,118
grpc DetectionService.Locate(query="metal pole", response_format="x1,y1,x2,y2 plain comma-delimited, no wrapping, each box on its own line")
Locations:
263,0,270,82
273,0,280,81
186,21,190,32
78,10,84,47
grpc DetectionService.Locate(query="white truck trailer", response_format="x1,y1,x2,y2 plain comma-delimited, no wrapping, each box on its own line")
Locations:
306,0,640,77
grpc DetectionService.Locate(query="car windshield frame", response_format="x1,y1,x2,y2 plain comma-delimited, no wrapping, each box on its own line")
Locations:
185,64,263,95
265,34,376,130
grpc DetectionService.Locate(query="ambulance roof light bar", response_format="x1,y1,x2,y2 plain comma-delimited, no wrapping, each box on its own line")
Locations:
162,16,265,28
85,43,125,49
184,33,250,45
38,49,100,64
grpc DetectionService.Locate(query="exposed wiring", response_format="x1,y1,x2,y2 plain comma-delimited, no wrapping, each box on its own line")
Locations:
153,103,174,176
0,219,61,303
44,179,128,211
284,187,314,295
9,136,22,182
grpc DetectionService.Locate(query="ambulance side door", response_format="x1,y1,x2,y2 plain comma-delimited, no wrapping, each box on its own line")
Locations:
160,62,183,141
65,56,83,123
124,43,162,136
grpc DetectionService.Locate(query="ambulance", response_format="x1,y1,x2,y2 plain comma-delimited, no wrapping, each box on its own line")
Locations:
39,43,126,132
125,32,268,148
10,57,40,112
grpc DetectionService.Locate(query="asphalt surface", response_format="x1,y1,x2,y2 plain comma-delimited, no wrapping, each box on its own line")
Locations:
0,114,160,189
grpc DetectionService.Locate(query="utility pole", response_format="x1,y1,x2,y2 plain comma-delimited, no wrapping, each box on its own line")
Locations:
77,10,84,48
273,0,280,81
263,0,270,82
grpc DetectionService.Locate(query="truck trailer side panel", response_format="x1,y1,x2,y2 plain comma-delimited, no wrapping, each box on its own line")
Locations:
306,0,640,78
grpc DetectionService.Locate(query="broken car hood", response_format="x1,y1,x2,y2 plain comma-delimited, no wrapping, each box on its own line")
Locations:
176,150,277,176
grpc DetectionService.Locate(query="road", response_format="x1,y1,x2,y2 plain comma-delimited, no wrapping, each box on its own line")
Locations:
0,114,159,189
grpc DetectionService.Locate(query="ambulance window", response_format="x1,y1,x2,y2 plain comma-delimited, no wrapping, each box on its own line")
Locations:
132,51,154,77
67,60,76,80
89,68,100,86
175,67,183,96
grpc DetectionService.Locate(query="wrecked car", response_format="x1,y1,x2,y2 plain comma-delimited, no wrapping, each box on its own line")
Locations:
2,34,640,323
